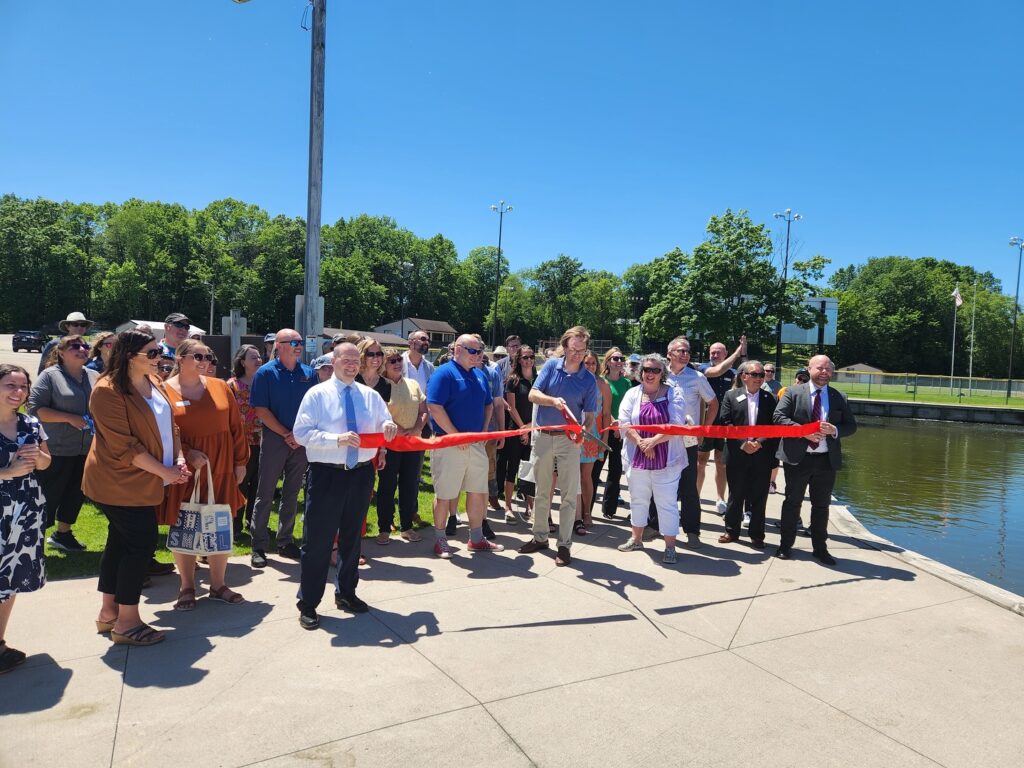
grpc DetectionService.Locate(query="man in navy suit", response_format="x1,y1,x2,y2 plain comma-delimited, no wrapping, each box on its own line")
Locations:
772,355,857,565
717,361,779,549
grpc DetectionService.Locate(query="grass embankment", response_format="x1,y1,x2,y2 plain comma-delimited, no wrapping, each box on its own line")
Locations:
830,383,1024,409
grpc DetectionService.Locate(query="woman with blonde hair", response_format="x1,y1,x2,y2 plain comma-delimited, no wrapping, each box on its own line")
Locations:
156,339,248,610
356,337,391,402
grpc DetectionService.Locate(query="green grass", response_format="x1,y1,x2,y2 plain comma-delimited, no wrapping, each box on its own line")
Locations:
831,382,1024,409
45,460,464,581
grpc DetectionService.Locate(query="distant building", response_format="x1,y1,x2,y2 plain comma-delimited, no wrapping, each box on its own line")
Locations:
835,362,884,385
322,327,408,348
373,318,457,347
116,319,207,337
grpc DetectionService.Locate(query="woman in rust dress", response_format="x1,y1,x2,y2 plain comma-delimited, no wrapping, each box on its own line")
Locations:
157,339,249,610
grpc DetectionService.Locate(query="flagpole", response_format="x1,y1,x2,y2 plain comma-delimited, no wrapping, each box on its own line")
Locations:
950,284,959,396
968,278,978,396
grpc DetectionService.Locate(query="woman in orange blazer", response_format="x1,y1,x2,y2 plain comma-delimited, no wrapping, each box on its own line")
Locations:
83,330,190,646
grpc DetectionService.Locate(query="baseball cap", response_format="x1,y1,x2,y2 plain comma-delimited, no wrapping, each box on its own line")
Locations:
312,354,334,370
165,312,190,325
795,367,810,381
263,333,276,343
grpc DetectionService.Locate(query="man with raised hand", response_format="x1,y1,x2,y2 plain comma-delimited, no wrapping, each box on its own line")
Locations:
697,335,746,515
773,354,857,565
518,326,598,567
292,342,398,630
248,329,315,568
426,334,504,559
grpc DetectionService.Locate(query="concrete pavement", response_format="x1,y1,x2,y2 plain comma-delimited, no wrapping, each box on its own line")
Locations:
2,481,1024,768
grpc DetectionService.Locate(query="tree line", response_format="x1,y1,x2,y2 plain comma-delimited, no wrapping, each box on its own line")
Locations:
1,193,1019,377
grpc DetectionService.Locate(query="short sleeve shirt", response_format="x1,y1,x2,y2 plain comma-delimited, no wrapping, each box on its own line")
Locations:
250,358,315,431
426,361,492,435
667,366,716,426
532,357,599,427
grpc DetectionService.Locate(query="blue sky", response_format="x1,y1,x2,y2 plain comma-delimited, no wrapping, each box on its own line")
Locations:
2,1,1022,293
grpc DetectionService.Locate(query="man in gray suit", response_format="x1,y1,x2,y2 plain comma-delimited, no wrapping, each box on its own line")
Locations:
772,354,857,565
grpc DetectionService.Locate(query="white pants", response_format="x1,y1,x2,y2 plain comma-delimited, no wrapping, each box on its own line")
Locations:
628,466,682,537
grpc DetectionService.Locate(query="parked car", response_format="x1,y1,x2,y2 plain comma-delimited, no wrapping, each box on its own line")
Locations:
12,330,48,352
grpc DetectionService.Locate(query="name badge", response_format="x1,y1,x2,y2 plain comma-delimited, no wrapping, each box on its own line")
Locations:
736,394,746,402
176,400,191,407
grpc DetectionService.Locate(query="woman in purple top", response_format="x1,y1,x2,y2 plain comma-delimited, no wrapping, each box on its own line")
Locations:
616,354,689,564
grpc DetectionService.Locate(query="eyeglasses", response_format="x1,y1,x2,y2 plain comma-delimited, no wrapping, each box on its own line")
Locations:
460,346,483,355
282,339,303,348
609,356,625,362
169,320,190,330
190,353,215,363
134,349,162,360
365,351,384,358
67,342,91,352
746,371,765,378
641,367,663,375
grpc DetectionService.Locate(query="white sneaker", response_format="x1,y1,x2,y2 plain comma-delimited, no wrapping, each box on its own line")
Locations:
743,511,751,526
715,499,727,516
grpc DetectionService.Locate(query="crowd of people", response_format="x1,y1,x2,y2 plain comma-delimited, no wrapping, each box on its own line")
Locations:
0,311,855,669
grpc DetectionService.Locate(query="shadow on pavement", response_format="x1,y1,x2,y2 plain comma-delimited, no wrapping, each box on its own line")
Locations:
0,655,73,714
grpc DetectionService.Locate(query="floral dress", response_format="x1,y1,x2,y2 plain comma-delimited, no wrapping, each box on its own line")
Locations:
0,414,47,602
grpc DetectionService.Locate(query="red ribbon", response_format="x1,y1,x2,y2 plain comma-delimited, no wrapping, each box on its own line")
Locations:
359,421,820,452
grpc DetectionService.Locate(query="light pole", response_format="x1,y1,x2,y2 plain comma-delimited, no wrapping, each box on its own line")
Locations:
1007,237,1024,402
398,261,413,338
489,201,512,348
232,0,325,361
773,208,802,372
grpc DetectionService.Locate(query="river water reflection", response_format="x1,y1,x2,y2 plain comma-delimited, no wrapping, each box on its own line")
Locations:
835,416,1024,596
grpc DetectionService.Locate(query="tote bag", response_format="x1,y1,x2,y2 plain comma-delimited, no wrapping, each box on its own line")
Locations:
167,466,234,556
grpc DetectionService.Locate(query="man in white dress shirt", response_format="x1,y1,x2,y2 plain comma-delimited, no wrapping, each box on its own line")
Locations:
292,343,398,630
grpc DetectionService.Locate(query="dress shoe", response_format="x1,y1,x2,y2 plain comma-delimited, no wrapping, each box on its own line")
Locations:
277,542,301,560
335,594,369,613
481,518,496,541
749,538,766,550
813,549,837,566
298,609,319,630
251,549,268,568
718,532,738,544
518,539,550,554
148,559,175,576
773,546,792,560
555,546,571,567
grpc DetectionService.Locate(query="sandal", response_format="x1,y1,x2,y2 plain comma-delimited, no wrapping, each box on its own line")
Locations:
173,587,197,611
95,617,116,634
573,520,587,536
208,585,244,605
111,624,165,646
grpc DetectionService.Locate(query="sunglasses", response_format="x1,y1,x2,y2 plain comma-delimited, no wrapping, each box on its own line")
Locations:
134,349,162,360
190,353,215,363
460,346,483,355
609,356,625,362
169,320,190,330
521,355,535,360
365,351,384,358
157,364,174,373
67,342,91,352
386,357,403,364
68,322,90,328
641,367,663,375
746,371,765,378
282,339,304,347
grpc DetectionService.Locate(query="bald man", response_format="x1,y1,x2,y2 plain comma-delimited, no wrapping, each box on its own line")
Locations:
772,354,857,565
248,328,315,567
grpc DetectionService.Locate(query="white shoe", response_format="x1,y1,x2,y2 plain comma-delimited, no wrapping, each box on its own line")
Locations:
743,511,751,526
715,499,727,516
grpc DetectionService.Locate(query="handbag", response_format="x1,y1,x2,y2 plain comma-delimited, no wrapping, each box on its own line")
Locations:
167,465,234,556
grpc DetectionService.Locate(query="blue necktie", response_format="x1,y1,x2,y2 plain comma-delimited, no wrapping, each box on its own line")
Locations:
344,385,359,468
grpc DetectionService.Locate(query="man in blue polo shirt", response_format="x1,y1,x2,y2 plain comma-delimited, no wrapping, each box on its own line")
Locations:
249,328,315,567
426,334,503,560
519,325,598,567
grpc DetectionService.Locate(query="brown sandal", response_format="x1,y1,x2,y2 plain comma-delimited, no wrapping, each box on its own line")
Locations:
111,624,165,646
208,585,244,605
95,617,116,634
173,588,197,611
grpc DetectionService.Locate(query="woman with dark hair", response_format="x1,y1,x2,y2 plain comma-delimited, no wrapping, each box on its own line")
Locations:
578,350,612,530
85,332,115,374
227,344,264,536
599,347,632,519
0,364,52,674
82,330,191,646
28,335,99,551
497,345,536,523
157,339,248,610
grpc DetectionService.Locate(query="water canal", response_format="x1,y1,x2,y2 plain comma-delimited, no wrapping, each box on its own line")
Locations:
835,416,1024,596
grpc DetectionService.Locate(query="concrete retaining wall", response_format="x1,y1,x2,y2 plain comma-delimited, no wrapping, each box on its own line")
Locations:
849,398,1024,425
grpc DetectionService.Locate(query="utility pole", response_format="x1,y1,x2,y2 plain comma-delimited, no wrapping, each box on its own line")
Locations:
302,0,326,360
773,208,802,371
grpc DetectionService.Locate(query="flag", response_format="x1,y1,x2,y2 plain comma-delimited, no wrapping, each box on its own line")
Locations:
952,286,964,308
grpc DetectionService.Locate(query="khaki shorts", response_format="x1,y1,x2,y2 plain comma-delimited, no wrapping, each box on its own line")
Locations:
431,443,489,500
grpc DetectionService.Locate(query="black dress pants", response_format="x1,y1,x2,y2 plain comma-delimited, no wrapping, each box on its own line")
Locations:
97,503,158,606
724,452,772,540
779,453,835,551
37,453,87,528
600,433,624,516
376,449,423,533
298,462,374,611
